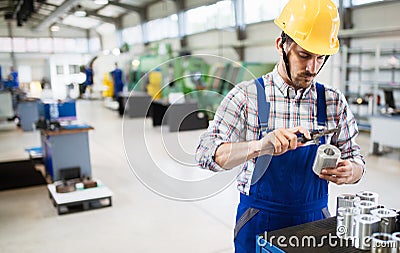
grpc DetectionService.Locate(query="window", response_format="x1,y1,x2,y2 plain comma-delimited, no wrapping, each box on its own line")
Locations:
122,25,143,45
0,37,90,53
76,39,88,53
12,38,27,52
89,37,101,53
64,39,76,52
53,38,65,52
351,0,383,5
147,15,178,41
185,6,209,34
56,65,64,75
0,38,12,52
185,0,234,35
69,65,80,74
244,0,288,24
26,38,39,52
215,1,235,29
39,38,53,52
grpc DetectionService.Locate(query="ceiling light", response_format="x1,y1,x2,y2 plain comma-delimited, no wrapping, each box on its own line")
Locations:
112,48,120,56
74,10,87,17
74,5,87,17
94,0,108,4
50,25,60,32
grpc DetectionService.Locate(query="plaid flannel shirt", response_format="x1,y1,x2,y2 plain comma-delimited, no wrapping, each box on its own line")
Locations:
195,66,365,195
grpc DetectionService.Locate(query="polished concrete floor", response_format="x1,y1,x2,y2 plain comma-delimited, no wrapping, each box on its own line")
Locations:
0,99,399,253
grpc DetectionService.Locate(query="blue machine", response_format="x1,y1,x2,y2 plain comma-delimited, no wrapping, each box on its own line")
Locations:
43,100,77,121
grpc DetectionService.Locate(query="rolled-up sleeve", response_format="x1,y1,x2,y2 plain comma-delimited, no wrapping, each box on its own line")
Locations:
195,83,248,172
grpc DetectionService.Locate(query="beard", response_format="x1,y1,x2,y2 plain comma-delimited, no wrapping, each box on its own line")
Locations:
291,71,316,90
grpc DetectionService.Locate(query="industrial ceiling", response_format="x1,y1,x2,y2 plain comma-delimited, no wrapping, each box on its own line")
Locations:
0,0,158,32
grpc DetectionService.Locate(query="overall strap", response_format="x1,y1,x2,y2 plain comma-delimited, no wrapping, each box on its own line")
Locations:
316,82,327,126
252,77,271,185
255,77,270,137
316,82,327,144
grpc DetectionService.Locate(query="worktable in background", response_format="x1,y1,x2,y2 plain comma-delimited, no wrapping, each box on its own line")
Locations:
41,125,94,181
370,115,400,154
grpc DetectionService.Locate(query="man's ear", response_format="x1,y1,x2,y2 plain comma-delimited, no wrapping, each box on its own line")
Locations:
276,37,284,56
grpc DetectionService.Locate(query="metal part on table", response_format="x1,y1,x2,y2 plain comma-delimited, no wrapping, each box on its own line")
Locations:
312,144,341,175
392,232,400,253
355,214,380,250
370,233,397,253
297,127,340,145
337,206,360,239
357,191,379,203
371,208,398,234
397,211,400,232
355,200,379,214
337,193,361,215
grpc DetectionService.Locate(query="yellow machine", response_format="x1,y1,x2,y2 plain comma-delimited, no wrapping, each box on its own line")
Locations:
102,72,114,98
146,70,162,100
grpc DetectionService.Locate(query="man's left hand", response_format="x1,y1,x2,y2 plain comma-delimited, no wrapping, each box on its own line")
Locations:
319,160,363,184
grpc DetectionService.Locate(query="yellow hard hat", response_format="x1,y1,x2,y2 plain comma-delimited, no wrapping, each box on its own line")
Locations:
274,0,340,55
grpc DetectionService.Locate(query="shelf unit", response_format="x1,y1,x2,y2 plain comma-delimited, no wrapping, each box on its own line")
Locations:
340,45,400,130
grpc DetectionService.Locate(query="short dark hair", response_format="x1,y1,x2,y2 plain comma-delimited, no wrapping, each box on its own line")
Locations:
280,31,294,47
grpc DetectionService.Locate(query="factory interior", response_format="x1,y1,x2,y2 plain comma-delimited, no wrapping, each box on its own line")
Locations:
0,0,399,252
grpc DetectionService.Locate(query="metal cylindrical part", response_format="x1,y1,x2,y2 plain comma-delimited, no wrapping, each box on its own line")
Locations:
355,214,380,250
357,191,379,203
355,200,379,214
336,193,361,215
337,206,360,239
371,208,397,234
370,233,397,253
312,144,340,175
392,232,400,253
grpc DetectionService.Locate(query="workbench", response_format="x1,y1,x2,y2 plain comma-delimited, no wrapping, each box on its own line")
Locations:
151,99,208,131
369,115,400,154
47,181,112,215
17,98,40,131
41,125,93,181
117,91,152,118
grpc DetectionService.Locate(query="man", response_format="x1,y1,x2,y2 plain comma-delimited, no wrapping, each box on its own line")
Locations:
195,0,365,252
8,66,19,88
81,64,94,98
111,63,124,100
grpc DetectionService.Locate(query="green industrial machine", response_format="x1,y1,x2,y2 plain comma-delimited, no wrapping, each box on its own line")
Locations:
169,55,210,95
195,62,276,119
128,45,210,99
222,62,276,95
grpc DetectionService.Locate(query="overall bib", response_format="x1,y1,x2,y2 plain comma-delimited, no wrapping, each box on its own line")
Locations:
234,78,330,253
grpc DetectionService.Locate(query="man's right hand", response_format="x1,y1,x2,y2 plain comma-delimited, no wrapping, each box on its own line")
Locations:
258,126,311,156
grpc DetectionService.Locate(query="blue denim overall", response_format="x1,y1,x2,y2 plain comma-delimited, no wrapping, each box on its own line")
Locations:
234,78,330,253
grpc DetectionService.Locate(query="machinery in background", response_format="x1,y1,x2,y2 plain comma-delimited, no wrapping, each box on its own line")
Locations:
122,44,275,131
194,62,275,120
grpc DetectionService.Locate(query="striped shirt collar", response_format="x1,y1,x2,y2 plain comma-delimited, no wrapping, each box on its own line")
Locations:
271,65,316,99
